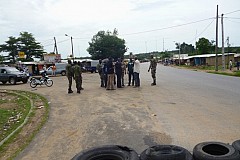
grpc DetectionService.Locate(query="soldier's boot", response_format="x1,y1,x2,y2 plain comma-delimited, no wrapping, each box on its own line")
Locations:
101,81,104,87
151,79,156,86
68,88,73,93
77,90,81,94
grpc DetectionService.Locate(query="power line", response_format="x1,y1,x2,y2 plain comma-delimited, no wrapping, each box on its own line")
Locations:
224,9,240,15
121,17,215,36
225,17,240,19
188,19,215,44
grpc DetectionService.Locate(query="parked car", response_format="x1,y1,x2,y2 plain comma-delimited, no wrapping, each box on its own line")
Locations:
39,63,67,76
0,66,28,84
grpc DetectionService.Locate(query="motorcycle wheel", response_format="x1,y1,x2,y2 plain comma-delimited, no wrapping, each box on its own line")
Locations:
45,79,53,87
30,79,37,88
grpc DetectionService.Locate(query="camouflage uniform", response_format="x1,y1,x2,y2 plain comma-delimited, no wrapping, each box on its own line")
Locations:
148,56,157,85
73,62,82,93
66,60,74,93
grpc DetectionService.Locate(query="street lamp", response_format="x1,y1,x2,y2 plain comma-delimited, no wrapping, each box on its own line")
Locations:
65,34,74,61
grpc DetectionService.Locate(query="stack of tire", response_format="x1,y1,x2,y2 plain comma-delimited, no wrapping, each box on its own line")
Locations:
71,139,240,160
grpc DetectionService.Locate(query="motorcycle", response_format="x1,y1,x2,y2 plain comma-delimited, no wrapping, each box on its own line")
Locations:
30,75,53,88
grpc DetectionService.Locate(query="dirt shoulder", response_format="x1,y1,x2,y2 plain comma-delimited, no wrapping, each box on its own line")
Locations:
1,73,171,160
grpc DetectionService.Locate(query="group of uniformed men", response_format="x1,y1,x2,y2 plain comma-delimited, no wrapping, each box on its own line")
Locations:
66,60,83,94
96,54,158,90
65,54,157,93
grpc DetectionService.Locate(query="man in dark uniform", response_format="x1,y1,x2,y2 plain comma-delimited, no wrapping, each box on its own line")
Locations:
115,58,122,88
148,54,157,86
127,58,134,86
66,60,74,93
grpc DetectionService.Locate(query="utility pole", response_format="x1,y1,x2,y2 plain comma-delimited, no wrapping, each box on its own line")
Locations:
53,37,58,54
227,37,230,69
215,5,219,71
221,14,225,70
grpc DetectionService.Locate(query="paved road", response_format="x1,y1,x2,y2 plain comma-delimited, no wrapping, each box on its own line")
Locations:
141,63,240,151
1,63,240,159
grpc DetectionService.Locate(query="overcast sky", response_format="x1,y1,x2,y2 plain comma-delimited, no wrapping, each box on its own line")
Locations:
0,0,239,58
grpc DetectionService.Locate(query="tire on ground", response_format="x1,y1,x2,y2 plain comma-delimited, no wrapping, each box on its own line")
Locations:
193,141,240,160
140,145,193,160
232,140,240,153
71,145,139,160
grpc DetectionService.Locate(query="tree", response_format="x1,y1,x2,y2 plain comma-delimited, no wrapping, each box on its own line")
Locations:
0,36,19,63
196,37,212,54
87,29,127,60
175,42,195,55
18,32,44,60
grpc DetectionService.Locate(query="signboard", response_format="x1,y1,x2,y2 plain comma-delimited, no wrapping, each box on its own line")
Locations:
18,52,25,59
43,54,61,63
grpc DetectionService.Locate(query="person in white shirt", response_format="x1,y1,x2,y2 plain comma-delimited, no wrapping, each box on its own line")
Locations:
133,57,140,87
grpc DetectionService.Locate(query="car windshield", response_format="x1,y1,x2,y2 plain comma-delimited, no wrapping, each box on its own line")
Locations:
6,68,20,72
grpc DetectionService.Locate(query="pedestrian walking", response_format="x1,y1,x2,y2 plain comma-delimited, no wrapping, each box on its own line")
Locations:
133,57,140,88
115,58,122,88
66,60,74,93
96,59,104,87
106,57,115,90
127,58,134,86
73,61,82,94
229,60,233,71
148,54,157,85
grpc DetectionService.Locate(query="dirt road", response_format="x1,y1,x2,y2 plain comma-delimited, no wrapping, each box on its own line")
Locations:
1,63,239,160
2,70,170,160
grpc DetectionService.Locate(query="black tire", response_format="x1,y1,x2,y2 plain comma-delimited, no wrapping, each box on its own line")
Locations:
9,77,16,85
22,79,28,83
140,145,193,160
61,71,66,76
45,79,53,87
1,81,7,84
193,141,240,160
30,79,37,88
71,145,139,160
232,140,240,153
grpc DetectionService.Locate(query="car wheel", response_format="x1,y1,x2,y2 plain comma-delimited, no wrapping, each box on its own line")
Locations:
232,140,240,153
22,79,28,83
61,71,66,76
193,141,240,160
140,145,193,160
9,77,16,85
71,145,139,160
1,81,7,84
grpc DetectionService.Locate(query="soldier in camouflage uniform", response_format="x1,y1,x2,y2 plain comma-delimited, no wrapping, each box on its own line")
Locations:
73,61,82,94
66,60,74,93
96,59,104,87
148,54,157,85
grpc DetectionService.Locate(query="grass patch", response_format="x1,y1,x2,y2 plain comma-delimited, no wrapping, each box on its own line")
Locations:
0,93,31,142
207,70,240,77
0,90,49,159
